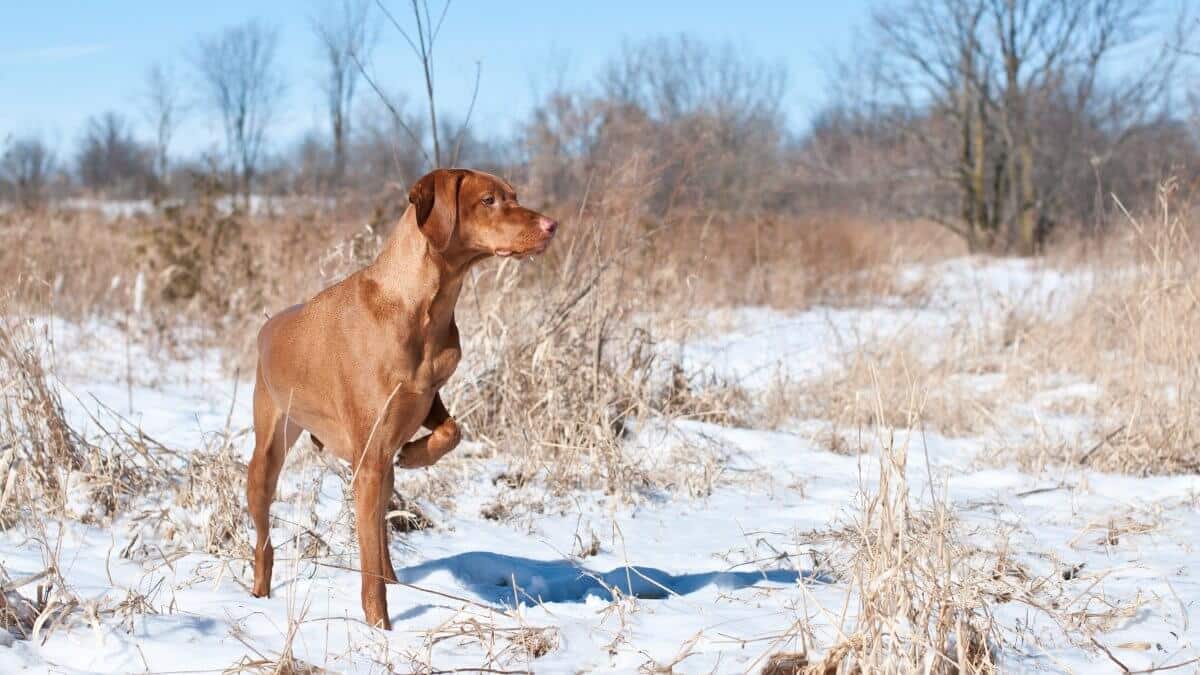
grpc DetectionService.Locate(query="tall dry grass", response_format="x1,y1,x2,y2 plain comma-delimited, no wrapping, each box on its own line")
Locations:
738,179,1200,482
2,167,1198,668
0,165,961,660
933,180,1200,475
1025,182,1200,475
3,173,1197,494
0,162,957,508
759,363,1166,674
799,435,996,674
0,316,171,528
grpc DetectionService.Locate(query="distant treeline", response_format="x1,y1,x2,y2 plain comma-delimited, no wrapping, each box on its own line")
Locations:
2,0,1197,254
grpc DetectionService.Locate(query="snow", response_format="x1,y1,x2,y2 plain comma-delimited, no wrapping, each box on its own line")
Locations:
1,256,1197,673
41,195,338,221
674,257,1091,391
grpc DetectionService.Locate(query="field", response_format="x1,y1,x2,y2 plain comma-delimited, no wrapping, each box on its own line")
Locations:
1,186,1199,674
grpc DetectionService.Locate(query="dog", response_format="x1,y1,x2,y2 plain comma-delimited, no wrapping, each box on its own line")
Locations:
246,168,558,628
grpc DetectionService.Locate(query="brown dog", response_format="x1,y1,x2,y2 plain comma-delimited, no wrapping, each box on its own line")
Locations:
247,168,557,628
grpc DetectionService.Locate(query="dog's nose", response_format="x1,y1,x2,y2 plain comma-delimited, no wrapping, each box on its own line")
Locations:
539,217,558,235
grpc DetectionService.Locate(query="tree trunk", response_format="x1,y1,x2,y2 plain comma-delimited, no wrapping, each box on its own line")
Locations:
1014,136,1038,255
333,111,346,188
242,166,253,211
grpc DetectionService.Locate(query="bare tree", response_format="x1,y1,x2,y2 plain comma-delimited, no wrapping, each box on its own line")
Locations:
368,0,479,169
353,90,428,188
851,0,1181,253
76,112,155,198
312,0,376,188
142,61,185,188
192,20,286,204
1182,17,1200,145
1,135,58,209
519,35,787,215
600,35,787,214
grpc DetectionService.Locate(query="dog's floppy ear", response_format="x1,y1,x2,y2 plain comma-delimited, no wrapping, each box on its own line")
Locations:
409,169,465,251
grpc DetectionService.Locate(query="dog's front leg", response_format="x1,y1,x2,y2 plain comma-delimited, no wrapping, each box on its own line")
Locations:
378,462,399,585
351,448,392,629
396,393,461,469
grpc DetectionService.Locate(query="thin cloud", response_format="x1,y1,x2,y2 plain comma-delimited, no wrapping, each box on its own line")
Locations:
3,43,110,65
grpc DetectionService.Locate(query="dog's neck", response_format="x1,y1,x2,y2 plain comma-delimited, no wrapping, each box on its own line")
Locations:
368,207,483,327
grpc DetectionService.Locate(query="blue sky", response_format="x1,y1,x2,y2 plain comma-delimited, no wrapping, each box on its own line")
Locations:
0,1,873,158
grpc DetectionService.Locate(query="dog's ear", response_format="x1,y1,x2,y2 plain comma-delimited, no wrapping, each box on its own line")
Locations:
409,169,464,251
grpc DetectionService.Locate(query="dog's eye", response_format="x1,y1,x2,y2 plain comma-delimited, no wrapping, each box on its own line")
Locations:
481,195,495,206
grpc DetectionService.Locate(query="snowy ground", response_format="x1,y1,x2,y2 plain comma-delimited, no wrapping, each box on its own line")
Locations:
47,195,338,220
2,257,1197,673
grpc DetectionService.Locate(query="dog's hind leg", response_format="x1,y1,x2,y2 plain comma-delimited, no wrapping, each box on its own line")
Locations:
247,365,301,598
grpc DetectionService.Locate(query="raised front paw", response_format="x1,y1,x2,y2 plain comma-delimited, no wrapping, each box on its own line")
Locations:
430,418,461,456
397,418,461,468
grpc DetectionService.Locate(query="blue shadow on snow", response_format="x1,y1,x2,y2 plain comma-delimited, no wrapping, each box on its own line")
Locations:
396,551,826,606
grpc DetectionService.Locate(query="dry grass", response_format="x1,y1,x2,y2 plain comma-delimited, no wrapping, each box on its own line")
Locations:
0,315,354,650
757,406,1151,673
0,317,86,527
782,335,1004,441
0,173,962,511
989,181,1200,475
0,315,178,528
172,435,253,556
790,433,997,674
1,172,1198,671
448,239,749,498
404,609,561,671
739,180,1200,481
632,211,959,310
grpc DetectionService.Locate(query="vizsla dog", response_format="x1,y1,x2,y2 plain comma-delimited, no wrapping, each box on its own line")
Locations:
247,168,557,628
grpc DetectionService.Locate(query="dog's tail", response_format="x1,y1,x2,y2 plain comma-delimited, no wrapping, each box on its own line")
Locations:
310,433,324,451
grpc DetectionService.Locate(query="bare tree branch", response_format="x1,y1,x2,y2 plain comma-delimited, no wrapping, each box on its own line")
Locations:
349,48,433,167
374,0,422,61
376,0,455,167
141,61,184,188
449,61,481,167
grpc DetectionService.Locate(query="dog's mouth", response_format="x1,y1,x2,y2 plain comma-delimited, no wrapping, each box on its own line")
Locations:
494,238,553,259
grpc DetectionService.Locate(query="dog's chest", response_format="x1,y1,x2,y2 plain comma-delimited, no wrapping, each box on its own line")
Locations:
418,341,461,389
410,320,462,390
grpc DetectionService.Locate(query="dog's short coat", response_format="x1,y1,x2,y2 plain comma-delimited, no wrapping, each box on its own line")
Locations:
247,169,558,628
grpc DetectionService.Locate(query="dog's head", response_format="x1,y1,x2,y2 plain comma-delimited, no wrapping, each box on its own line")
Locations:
408,168,557,259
